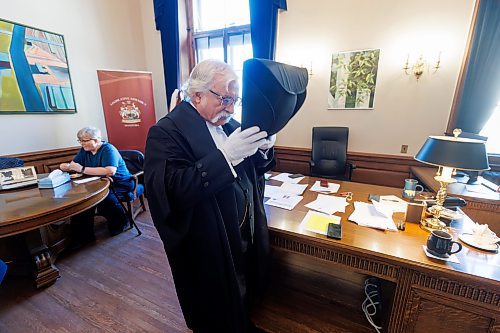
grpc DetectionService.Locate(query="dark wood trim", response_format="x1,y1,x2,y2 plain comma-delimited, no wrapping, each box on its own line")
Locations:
446,0,481,133
274,145,499,188
184,0,195,71
4,147,79,174
274,146,425,188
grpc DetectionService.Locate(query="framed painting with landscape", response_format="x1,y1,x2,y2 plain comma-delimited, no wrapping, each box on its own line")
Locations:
328,49,380,110
0,18,76,114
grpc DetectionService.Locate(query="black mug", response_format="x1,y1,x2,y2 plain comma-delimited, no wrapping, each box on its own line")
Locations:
426,230,462,258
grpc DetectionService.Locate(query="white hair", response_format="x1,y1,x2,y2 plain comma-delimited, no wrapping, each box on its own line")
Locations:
182,59,238,101
77,126,102,140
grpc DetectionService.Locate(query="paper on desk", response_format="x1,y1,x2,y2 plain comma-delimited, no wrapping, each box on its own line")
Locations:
305,194,349,215
465,184,496,194
265,194,303,210
264,185,283,198
422,246,460,264
348,201,398,231
378,195,407,213
309,180,340,194
270,173,304,184
300,210,341,235
73,176,100,184
280,182,308,196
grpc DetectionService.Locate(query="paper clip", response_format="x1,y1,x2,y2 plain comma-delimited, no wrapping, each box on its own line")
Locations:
338,191,353,201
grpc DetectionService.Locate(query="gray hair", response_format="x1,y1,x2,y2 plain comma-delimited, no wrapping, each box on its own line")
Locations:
182,59,238,101
77,126,102,140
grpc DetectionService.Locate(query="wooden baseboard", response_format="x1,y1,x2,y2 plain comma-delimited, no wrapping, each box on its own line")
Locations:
274,146,424,188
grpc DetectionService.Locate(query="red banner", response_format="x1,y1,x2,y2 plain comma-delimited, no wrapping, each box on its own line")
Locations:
97,70,156,153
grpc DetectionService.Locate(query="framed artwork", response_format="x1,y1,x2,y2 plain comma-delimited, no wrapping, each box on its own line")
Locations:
0,18,76,113
328,49,380,109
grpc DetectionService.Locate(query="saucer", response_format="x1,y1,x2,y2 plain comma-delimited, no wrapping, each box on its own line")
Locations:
459,234,499,252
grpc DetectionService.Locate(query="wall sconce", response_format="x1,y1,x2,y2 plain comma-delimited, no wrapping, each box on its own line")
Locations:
403,53,441,80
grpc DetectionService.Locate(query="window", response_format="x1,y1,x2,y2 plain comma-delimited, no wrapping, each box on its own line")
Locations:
447,0,500,159
479,103,500,154
191,0,253,121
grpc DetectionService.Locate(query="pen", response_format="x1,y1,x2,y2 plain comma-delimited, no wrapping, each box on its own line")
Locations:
380,198,399,202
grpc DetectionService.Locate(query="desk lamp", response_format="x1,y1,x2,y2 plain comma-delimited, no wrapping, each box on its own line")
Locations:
414,129,489,231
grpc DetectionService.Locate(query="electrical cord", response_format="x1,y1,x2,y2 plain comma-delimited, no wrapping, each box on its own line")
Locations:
362,278,383,333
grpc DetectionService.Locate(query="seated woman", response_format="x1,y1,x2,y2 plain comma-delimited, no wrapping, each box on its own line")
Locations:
60,126,133,241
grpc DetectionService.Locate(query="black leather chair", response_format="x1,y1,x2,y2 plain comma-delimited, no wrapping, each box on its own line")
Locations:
114,150,147,235
309,127,355,181
0,157,24,169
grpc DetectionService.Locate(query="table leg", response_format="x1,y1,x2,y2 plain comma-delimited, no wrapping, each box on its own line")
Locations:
24,229,60,288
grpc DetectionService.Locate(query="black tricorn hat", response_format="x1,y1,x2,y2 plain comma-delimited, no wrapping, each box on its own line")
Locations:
241,58,308,136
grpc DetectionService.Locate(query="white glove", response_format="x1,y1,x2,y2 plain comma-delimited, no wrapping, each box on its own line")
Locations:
259,134,276,150
221,127,268,164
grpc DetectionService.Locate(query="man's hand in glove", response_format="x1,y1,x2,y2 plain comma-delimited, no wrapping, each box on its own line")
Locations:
221,127,268,165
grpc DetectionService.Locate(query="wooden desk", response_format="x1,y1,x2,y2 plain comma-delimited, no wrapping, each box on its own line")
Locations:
0,178,109,287
264,176,499,333
410,166,500,232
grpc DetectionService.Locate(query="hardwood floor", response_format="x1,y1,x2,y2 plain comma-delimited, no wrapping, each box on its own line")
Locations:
0,212,189,333
0,206,377,333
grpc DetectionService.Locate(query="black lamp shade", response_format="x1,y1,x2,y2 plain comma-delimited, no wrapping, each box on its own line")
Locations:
415,136,490,171
241,58,308,136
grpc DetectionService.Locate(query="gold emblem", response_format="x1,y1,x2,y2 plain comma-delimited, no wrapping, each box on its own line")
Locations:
119,101,141,124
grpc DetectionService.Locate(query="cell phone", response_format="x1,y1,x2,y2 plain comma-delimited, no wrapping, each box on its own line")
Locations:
288,173,304,179
368,194,380,202
320,179,329,188
327,223,342,240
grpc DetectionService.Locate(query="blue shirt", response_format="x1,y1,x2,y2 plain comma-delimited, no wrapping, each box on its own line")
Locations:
73,142,131,183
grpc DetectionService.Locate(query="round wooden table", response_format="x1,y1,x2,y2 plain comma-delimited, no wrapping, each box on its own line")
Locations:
0,178,109,287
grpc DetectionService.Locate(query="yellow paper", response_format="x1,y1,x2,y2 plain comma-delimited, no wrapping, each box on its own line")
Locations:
301,211,341,235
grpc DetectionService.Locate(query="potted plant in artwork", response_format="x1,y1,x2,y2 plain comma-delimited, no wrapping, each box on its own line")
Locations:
328,49,380,109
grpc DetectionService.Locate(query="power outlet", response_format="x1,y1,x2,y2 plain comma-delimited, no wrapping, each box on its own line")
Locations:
400,145,408,153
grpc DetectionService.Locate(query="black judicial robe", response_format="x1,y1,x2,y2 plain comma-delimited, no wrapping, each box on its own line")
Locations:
144,101,275,332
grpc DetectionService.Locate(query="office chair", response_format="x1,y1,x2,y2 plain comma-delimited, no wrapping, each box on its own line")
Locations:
0,157,24,170
310,127,356,181
113,150,147,235
0,259,6,285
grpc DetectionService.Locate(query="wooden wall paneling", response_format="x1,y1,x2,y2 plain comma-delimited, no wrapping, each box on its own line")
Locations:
274,146,422,188
4,147,79,174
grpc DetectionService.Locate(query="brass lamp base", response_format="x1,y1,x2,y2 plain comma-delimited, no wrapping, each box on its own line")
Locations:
420,217,447,232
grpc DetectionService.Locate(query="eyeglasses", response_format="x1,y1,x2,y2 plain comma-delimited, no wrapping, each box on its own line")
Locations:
209,90,241,107
77,138,95,144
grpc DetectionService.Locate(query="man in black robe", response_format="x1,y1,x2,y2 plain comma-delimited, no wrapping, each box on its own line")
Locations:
144,59,276,333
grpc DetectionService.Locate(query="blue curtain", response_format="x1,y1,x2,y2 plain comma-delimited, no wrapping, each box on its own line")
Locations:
454,0,500,133
249,0,287,60
154,0,180,109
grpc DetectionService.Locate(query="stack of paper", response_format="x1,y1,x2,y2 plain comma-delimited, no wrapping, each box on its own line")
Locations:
309,180,340,194
348,201,398,231
270,173,304,184
265,195,303,210
305,194,349,215
300,211,341,235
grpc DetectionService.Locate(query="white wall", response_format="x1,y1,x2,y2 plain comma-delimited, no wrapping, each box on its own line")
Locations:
0,0,166,155
275,0,476,156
